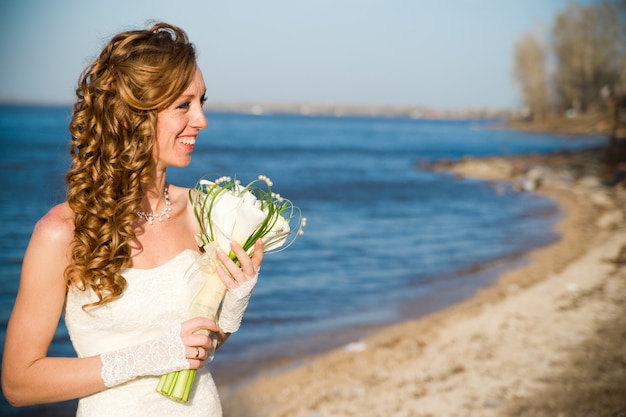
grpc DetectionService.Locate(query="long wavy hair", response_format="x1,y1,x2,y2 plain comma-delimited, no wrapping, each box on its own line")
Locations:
65,22,197,307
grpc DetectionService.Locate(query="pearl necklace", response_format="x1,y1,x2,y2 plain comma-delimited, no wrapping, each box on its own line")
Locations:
135,185,172,225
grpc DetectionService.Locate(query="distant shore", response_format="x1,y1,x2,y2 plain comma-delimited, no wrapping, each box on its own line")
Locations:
205,103,614,140
2,100,614,139
0,100,509,119
220,145,626,417
502,114,613,137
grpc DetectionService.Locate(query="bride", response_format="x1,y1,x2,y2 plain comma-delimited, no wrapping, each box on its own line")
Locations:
1,22,263,417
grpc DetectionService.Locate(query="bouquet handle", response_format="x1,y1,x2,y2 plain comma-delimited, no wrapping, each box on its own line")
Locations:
156,249,226,402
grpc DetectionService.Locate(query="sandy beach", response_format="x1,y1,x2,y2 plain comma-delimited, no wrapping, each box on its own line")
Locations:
220,146,626,417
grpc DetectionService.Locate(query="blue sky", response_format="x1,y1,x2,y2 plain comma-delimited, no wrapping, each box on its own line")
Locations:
0,0,595,110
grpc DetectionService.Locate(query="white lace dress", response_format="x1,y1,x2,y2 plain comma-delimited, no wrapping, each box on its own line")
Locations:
64,249,222,417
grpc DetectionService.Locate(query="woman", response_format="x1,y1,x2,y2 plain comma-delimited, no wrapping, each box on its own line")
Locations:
1,22,262,417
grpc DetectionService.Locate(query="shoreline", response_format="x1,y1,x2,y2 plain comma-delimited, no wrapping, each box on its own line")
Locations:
212,243,543,390
220,146,626,417
212,224,561,389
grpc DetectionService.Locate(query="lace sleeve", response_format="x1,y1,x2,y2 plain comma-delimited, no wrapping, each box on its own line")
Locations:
100,324,189,387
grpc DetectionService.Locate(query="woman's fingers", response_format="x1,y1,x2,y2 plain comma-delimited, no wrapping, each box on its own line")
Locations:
250,239,264,271
180,317,218,368
216,240,263,287
186,345,204,360
186,346,211,369
181,317,218,347
181,316,219,335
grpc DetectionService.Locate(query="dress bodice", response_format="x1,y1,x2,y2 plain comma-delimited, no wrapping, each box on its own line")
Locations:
64,249,222,417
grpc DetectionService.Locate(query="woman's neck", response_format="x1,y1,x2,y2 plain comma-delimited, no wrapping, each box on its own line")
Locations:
140,171,167,213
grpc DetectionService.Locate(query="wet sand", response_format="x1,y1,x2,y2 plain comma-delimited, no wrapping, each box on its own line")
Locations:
220,147,626,417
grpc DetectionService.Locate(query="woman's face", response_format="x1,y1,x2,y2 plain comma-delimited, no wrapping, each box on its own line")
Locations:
154,67,208,170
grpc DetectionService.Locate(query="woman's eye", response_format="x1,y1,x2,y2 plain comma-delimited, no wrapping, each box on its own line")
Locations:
200,95,207,106
176,102,191,110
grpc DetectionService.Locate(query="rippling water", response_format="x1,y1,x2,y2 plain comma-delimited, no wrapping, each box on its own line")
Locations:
0,105,601,415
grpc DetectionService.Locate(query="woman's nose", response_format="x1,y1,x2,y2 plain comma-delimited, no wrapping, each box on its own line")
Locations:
193,106,208,130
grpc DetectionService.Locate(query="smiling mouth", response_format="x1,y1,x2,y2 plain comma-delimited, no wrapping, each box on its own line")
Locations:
179,137,196,145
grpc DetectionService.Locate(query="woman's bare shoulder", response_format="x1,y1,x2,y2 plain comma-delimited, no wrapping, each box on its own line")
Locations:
32,202,74,246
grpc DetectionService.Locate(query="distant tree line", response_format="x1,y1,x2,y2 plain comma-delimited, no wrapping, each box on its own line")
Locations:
514,0,625,121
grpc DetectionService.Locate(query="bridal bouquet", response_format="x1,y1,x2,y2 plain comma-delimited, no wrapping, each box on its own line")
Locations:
156,175,305,402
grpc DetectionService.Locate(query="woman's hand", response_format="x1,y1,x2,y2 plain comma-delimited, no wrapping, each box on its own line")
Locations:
215,239,264,289
179,317,221,369
214,240,264,333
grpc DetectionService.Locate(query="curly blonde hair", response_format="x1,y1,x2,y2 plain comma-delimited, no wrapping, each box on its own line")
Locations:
65,22,197,307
